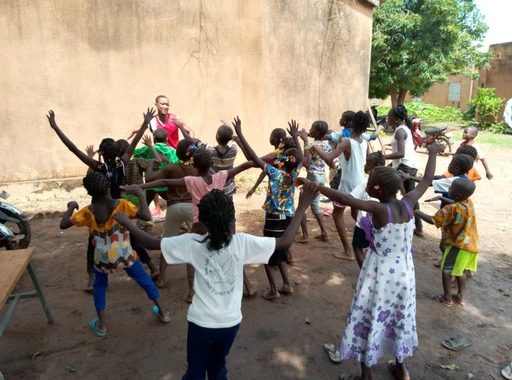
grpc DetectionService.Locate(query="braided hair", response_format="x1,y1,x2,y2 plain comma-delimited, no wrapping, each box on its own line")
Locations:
367,166,404,199
176,139,200,162
83,171,110,197
390,104,413,131
198,189,235,251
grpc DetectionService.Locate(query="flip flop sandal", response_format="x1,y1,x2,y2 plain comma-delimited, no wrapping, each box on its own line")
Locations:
501,362,512,380
441,335,472,351
431,294,453,307
89,318,107,337
152,306,171,323
323,343,342,363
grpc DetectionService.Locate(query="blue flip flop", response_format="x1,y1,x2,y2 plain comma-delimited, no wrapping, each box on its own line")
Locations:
89,318,107,337
152,305,171,323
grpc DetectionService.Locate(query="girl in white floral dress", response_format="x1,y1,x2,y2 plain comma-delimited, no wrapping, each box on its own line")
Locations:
301,143,443,380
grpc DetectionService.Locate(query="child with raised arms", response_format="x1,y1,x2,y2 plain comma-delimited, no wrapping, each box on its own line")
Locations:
298,143,444,380
114,181,318,380
59,171,170,337
233,117,303,300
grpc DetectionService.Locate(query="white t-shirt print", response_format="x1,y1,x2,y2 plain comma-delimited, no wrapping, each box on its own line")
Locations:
161,233,276,328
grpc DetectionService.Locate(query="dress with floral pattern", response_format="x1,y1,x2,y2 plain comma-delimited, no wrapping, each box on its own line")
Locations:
340,201,417,367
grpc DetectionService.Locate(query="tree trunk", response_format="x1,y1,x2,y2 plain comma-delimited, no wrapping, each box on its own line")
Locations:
390,84,398,107
398,89,408,105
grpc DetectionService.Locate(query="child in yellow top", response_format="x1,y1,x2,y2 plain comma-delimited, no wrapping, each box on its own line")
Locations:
60,171,170,337
416,178,478,307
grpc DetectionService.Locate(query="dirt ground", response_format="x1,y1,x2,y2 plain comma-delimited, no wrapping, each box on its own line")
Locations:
1,143,511,380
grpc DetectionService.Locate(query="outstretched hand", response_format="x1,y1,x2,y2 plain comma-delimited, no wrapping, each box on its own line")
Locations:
287,120,299,137
85,145,96,158
426,143,445,155
298,128,309,142
232,116,242,136
425,196,442,202
143,107,156,124
46,110,58,129
142,135,153,147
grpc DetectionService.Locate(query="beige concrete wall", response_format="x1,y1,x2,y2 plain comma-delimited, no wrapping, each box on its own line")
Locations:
0,0,374,183
407,74,476,111
480,42,512,120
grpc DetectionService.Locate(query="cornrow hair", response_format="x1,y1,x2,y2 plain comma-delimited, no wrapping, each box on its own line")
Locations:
391,104,413,131
455,145,478,159
198,189,235,251
83,171,110,197
369,166,404,196
367,151,385,167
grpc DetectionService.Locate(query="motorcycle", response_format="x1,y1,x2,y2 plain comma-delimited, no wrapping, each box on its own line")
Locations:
411,116,453,153
0,191,31,250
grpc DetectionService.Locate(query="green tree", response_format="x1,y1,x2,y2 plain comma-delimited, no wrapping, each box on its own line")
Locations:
370,0,490,106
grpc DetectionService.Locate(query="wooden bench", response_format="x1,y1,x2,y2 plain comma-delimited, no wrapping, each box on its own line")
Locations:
0,247,54,336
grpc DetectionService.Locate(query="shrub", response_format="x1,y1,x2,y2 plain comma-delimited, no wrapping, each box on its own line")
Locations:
376,102,463,124
469,88,504,123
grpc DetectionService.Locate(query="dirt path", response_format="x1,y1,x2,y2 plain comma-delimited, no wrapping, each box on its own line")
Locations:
1,144,511,380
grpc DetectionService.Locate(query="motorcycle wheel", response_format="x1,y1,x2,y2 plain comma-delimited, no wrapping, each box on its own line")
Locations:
2,219,31,249
436,136,452,153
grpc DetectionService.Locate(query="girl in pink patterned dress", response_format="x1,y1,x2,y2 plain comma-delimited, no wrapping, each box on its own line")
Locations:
301,143,443,380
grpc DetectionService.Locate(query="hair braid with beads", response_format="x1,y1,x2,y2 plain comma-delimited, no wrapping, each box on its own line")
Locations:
198,189,235,251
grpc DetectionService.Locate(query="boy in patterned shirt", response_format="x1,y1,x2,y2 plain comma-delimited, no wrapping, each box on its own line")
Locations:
416,178,478,307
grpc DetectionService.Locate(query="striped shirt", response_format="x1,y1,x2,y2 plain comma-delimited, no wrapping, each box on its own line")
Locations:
209,142,238,196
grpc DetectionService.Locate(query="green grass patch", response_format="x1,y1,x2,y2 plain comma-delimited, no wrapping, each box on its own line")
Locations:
376,102,463,124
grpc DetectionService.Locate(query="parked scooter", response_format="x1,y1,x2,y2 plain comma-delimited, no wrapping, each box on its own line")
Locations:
0,191,31,250
411,116,453,152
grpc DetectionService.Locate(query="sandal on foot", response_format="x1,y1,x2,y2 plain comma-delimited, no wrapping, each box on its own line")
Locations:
152,305,171,323
452,294,465,306
431,294,453,307
89,318,107,337
278,285,293,295
323,343,341,364
314,234,329,242
441,335,472,351
502,362,512,380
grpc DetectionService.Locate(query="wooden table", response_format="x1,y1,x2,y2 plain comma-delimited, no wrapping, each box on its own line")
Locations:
0,247,53,336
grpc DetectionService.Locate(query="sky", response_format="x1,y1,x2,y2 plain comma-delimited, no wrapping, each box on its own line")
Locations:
474,0,512,49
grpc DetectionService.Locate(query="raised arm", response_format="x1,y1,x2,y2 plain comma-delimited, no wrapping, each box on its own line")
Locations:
136,177,186,190
298,129,311,169
287,120,303,163
145,159,174,182
140,135,164,164
47,110,101,170
274,182,317,251
232,136,251,161
226,161,257,180
60,201,78,229
232,116,266,169
113,213,161,250
312,141,345,167
404,143,443,205
121,108,156,163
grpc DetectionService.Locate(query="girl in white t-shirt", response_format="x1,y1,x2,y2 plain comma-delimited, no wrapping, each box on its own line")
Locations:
114,183,317,380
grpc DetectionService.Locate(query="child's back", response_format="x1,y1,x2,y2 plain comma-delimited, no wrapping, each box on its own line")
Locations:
209,125,238,196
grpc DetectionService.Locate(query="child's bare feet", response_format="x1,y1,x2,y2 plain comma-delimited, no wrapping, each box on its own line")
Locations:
286,251,295,265
315,233,329,242
295,236,309,244
452,294,465,306
333,252,355,261
432,294,453,307
243,288,258,298
152,305,171,323
84,275,93,293
388,360,410,380
153,275,165,289
262,289,280,301
278,284,293,295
